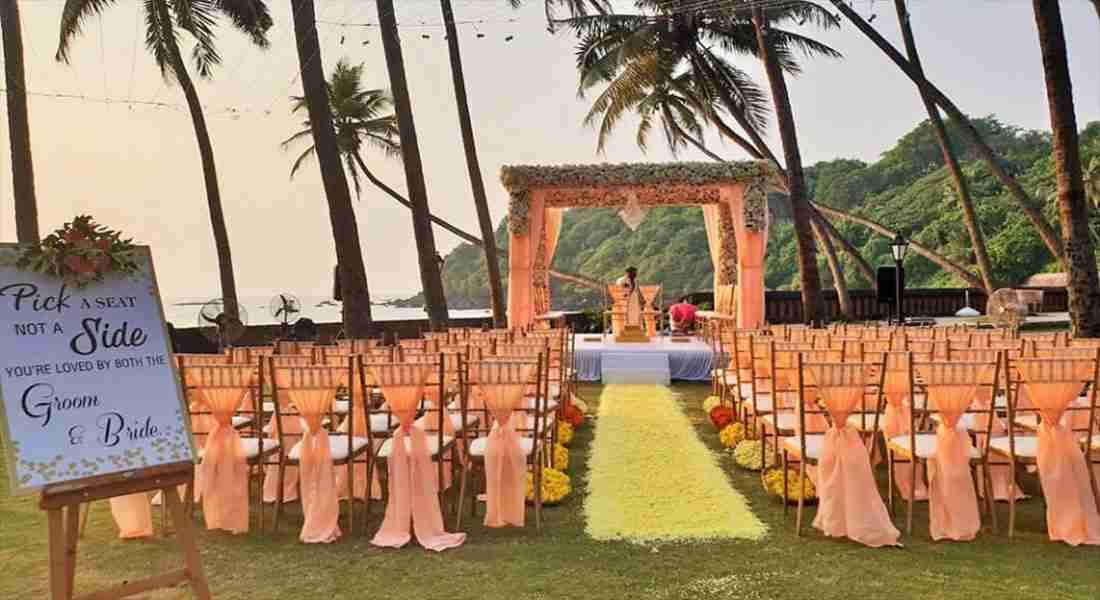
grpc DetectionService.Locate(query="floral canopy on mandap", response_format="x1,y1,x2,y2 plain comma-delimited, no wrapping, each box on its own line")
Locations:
500,161,780,329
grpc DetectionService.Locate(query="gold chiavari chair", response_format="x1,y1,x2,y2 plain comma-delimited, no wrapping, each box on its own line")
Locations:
994,350,1100,540
888,356,1001,537
745,338,775,430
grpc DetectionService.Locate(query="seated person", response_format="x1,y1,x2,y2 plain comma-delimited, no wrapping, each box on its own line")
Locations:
668,296,698,334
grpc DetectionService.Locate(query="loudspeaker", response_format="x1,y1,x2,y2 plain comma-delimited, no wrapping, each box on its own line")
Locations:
877,266,905,303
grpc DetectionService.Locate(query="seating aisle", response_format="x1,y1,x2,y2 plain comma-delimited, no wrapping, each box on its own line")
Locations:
585,385,766,543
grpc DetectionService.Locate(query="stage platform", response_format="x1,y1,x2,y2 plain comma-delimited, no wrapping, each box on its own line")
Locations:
573,335,716,383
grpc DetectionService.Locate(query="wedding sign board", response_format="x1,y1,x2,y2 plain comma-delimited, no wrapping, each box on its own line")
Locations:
0,244,193,493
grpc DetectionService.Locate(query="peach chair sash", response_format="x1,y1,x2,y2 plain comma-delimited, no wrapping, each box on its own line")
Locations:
805,363,900,547
288,387,342,544
369,364,466,551
1018,359,1100,545
262,392,301,504
194,385,252,533
109,493,154,539
881,354,927,501
473,362,537,528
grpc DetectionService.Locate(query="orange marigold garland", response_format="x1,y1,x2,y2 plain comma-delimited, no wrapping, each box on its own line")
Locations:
709,405,734,429
563,403,584,428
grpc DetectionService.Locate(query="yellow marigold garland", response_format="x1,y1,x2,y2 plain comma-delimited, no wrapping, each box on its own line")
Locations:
761,467,817,503
553,443,570,471
719,423,748,449
527,468,571,504
557,421,575,446
733,439,776,471
702,395,722,414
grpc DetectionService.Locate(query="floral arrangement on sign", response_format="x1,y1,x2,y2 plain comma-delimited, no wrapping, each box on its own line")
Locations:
11,216,139,287
527,468,571,504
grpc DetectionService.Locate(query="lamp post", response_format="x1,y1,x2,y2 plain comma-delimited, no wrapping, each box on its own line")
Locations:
891,234,909,326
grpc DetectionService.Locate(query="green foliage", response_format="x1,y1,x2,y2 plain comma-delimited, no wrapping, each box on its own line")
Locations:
438,117,1099,307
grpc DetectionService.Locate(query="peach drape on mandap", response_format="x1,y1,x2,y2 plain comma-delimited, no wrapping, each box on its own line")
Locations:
110,493,153,539
289,388,342,543
195,385,252,534
807,365,900,547
882,367,927,501
370,364,466,551
1020,361,1100,546
475,363,536,528
702,204,723,307
916,364,982,541
507,191,545,329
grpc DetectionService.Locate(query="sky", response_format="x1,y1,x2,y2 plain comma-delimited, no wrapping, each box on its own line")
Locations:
0,0,1097,300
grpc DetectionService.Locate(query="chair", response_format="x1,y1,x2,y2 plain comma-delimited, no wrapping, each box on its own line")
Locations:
993,351,1100,543
887,357,1000,539
783,355,898,546
269,358,370,541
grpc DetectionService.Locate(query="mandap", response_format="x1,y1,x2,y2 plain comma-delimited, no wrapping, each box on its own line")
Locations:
500,161,780,330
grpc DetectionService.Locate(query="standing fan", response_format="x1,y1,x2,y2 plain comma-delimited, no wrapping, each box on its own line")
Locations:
198,298,248,350
268,293,302,339
986,288,1026,329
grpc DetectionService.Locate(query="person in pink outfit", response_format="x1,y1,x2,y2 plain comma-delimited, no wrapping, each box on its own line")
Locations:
668,296,698,334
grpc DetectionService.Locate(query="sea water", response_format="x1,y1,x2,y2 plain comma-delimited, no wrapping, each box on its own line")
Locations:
163,295,491,328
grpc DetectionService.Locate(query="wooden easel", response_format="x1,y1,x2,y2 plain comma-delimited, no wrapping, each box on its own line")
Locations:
39,462,211,600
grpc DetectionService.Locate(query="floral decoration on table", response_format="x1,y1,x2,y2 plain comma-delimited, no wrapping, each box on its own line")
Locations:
563,404,584,428
702,395,722,414
500,161,779,235
10,216,140,287
708,405,734,430
552,443,570,471
733,440,776,471
527,468,571,504
761,467,817,504
557,421,575,446
719,422,751,449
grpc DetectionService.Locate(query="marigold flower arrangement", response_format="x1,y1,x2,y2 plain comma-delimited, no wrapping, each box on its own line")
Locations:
552,443,569,471
733,439,776,471
12,216,139,287
571,397,589,415
563,404,584,428
702,395,722,414
557,421,575,446
719,423,748,449
527,468,571,504
709,406,734,429
761,467,817,504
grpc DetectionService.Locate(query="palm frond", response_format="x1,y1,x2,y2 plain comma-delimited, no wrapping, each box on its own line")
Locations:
288,145,316,179
56,0,118,63
143,0,178,77
214,0,273,47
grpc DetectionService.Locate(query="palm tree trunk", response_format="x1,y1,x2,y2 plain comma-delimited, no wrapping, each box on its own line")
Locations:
828,0,1064,266
1,0,37,243
157,2,240,319
290,0,372,334
814,203,985,289
439,0,505,328
1032,0,1100,337
895,0,995,294
376,0,448,330
752,9,824,326
813,208,876,286
812,215,852,319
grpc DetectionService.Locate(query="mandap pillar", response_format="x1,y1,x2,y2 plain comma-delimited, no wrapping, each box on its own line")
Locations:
507,190,545,329
722,185,768,329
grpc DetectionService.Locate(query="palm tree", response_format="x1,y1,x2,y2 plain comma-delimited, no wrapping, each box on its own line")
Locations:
894,0,994,293
56,0,272,319
1032,0,1100,337
376,0,448,330
2,0,38,243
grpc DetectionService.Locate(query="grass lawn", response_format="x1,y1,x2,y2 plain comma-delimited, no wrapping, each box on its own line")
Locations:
2,383,1098,599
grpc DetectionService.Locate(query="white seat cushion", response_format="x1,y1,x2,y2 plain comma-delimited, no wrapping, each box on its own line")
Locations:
930,413,979,432
745,394,773,413
289,435,370,461
468,436,535,457
720,373,738,386
989,436,1038,458
524,396,559,412
231,415,253,428
889,434,979,459
782,435,825,460
1013,414,1041,431
550,383,561,399
378,435,453,458
199,437,279,460
845,413,884,431
1088,435,1100,450
761,412,797,432
334,399,350,414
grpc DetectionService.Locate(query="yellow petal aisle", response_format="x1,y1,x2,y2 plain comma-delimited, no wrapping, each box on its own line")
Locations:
585,385,767,543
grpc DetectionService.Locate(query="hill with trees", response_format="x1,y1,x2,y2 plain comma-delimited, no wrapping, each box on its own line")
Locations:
426,117,1100,310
